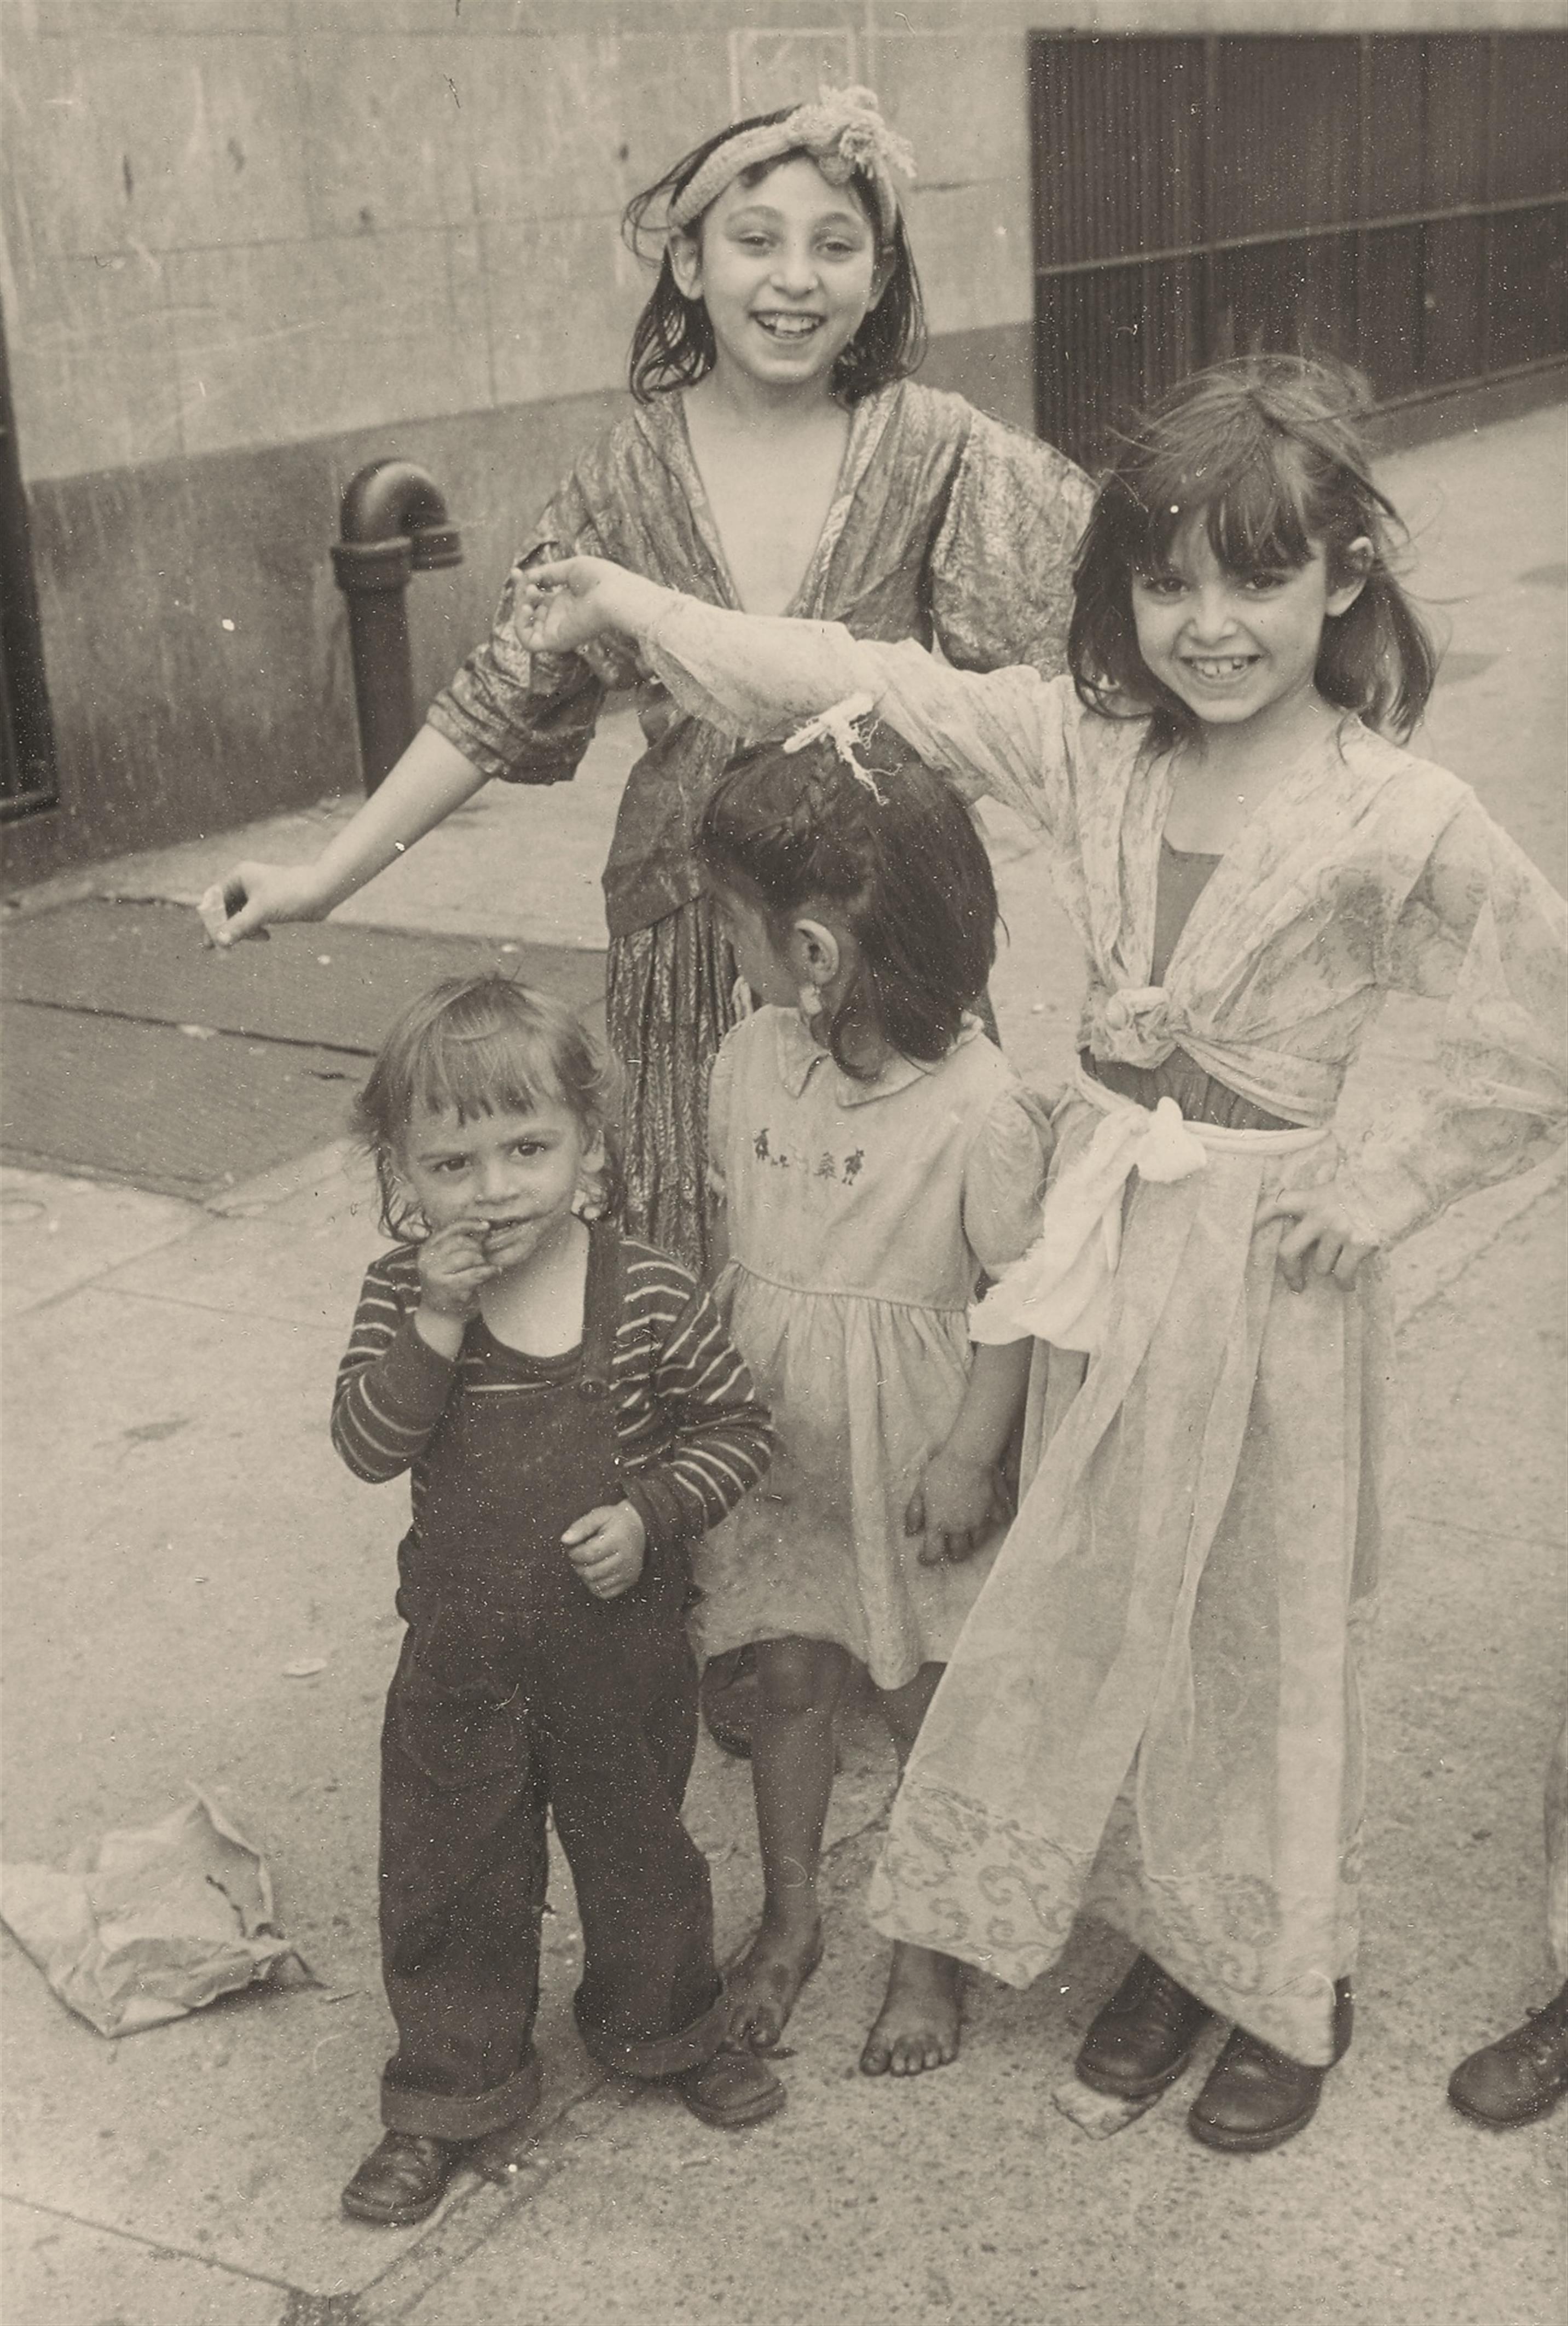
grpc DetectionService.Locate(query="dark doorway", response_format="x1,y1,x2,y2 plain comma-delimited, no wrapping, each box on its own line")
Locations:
1029,30,1568,466
0,316,59,822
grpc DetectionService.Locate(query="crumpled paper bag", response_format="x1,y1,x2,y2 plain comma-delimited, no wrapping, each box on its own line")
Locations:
0,1790,309,2036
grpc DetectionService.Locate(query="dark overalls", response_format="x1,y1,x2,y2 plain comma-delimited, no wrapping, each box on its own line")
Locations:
378,1224,727,2140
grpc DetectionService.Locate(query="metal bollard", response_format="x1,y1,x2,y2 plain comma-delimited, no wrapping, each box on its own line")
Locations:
331,461,462,794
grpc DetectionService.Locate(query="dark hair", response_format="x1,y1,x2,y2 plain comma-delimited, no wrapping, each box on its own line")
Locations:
1069,355,1437,745
352,975,623,1239
697,720,996,1078
623,111,926,404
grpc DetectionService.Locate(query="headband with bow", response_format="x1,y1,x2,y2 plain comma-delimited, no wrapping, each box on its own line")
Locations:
668,86,916,242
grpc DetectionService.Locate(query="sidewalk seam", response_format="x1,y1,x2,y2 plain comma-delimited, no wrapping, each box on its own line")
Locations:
0,2191,300,2295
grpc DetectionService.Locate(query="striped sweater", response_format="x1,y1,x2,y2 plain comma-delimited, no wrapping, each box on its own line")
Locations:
331,1233,774,1553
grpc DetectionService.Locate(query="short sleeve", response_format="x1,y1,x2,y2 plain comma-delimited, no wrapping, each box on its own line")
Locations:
962,1080,1055,1274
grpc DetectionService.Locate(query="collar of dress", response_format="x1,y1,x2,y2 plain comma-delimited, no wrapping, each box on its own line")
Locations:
772,1006,979,1105
633,384,904,616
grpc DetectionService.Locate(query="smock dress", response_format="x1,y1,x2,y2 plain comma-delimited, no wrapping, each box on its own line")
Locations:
629,593,1568,2068
425,382,1090,1272
698,1007,1051,1692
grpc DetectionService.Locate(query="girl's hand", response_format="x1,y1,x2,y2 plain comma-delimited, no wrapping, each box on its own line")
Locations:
415,1218,496,1332
905,1450,1009,1566
512,557,670,656
1257,1187,1381,1292
199,862,329,946
562,1503,647,1599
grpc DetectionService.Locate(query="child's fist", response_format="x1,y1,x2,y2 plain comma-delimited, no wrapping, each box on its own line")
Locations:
904,1451,1009,1566
1256,1185,1380,1292
415,1219,495,1322
562,1502,647,1599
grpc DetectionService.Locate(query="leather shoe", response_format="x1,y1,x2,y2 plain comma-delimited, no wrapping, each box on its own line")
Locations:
1188,1978,1353,2153
1449,1982,1568,2127
671,2046,786,2129
341,2130,463,2226
1075,1953,1214,2101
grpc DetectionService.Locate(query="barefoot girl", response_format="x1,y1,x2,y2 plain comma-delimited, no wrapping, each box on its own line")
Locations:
333,977,781,2227
204,86,1090,1276
516,355,1568,2147
688,718,1050,2070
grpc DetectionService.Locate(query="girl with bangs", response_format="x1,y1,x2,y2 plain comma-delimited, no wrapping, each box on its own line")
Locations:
515,354,1568,2150
204,86,1091,1281
332,977,784,2228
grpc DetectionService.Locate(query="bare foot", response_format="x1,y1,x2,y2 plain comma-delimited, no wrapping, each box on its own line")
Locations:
724,1916,825,2052
860,1942,962,2076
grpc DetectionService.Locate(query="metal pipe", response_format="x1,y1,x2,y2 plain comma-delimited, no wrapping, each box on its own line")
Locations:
330,460,462,794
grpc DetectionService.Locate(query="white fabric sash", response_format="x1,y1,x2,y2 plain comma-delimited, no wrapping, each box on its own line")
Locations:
970,1067,1327,1353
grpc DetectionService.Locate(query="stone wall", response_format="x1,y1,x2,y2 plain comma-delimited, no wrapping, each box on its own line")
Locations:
2,0,1563,881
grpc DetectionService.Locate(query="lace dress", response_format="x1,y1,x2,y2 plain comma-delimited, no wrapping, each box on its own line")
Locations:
632,594,1568,2064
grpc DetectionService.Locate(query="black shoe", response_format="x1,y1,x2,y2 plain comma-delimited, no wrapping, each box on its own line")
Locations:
670,2047,786,2130
1075,1953,1215,2101
1187,1979,1353,2154
1449,1982,1568,2128
340,2130,463,2226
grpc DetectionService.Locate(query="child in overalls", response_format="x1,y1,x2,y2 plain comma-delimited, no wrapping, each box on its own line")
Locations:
333,976,782,2226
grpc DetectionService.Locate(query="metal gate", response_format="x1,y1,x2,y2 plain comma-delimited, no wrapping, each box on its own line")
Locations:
1029,30,1568,466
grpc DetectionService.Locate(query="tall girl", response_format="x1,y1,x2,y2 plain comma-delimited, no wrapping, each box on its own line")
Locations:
690,719,1049,2071
514,355,1568,2148
203,86,1091,1276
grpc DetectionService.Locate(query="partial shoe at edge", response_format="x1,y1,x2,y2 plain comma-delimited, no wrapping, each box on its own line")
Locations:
1449,1982,1568,2127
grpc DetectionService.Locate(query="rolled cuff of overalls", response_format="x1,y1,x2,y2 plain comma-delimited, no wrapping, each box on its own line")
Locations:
380,2050,543,2142
575,1984,729,2080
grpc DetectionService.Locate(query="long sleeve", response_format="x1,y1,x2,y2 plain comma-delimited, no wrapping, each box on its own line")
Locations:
928,413,1095,678
614,1247,774,1551
639,592,1080,837
1339,792,1568,1244
331,1250,456,1483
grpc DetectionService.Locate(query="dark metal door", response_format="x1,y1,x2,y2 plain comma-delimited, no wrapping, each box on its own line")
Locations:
1030,30,1568,465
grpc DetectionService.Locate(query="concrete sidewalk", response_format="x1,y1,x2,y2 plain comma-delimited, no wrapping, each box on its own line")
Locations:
2,406,1565,2325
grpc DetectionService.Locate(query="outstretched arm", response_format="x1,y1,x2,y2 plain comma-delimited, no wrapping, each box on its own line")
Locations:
516,558,1078,834
204,724,491,944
